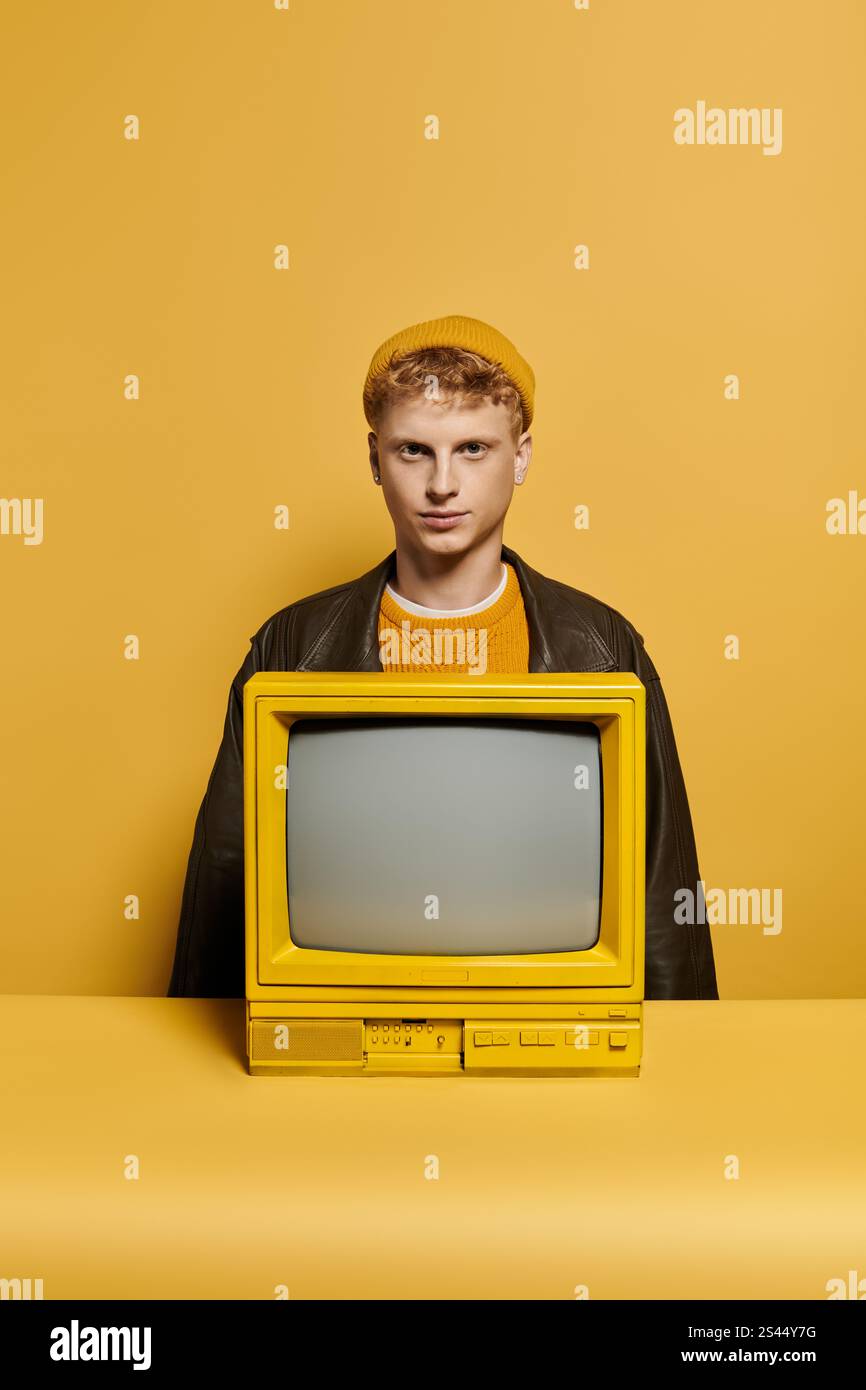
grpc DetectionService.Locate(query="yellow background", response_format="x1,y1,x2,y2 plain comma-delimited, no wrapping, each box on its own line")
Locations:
1,1,863,998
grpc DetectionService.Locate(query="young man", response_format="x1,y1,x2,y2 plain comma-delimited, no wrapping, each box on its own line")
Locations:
167,314,718,1001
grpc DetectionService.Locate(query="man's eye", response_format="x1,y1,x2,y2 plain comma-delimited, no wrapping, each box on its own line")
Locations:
399,442,485,457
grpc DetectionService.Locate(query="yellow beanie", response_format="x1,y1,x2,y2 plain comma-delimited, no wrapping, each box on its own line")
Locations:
363,313,535,431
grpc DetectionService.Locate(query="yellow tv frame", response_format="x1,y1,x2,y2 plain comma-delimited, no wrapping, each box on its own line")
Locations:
244,671,645,1077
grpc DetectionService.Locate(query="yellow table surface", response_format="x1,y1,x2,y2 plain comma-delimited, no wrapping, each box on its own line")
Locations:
1,995,863,1301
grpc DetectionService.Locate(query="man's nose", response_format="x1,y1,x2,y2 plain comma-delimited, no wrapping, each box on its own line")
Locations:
427,454,459,495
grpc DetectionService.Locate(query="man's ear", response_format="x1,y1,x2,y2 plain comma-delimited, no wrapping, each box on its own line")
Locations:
368,431,381,484
514,432,532,485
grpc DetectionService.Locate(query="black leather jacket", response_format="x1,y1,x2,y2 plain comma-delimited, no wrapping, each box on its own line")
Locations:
167,544,718,1000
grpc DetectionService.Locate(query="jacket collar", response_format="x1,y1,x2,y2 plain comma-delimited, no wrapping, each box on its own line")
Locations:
297,543,617,674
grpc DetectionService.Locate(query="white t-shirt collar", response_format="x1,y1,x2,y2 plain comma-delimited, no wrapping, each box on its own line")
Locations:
385,563,507,617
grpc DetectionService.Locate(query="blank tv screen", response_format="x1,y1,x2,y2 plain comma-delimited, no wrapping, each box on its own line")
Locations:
285,717,602,956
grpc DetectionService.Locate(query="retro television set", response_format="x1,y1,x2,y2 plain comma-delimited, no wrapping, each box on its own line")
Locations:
243,671,645,1077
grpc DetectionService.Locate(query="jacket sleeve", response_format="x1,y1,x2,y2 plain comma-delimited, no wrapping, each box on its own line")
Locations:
166,640,261,998
618,623,719,999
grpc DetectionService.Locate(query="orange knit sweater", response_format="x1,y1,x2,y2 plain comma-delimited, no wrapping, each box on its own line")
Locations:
377,562,529,674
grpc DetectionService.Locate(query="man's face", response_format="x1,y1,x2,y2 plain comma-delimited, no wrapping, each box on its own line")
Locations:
368,394,532,560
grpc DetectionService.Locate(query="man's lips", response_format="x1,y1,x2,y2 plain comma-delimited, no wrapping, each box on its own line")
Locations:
419,511,469,530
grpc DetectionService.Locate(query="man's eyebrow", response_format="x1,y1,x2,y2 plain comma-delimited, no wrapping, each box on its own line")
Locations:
385,435,501,447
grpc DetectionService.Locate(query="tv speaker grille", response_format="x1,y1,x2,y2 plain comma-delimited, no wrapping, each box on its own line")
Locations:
250,1019,363,1062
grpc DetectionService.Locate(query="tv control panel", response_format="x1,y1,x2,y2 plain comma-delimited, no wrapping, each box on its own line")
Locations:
248,1008,642,1076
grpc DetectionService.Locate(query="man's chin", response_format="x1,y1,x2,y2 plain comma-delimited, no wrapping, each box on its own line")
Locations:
414,526,476,557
